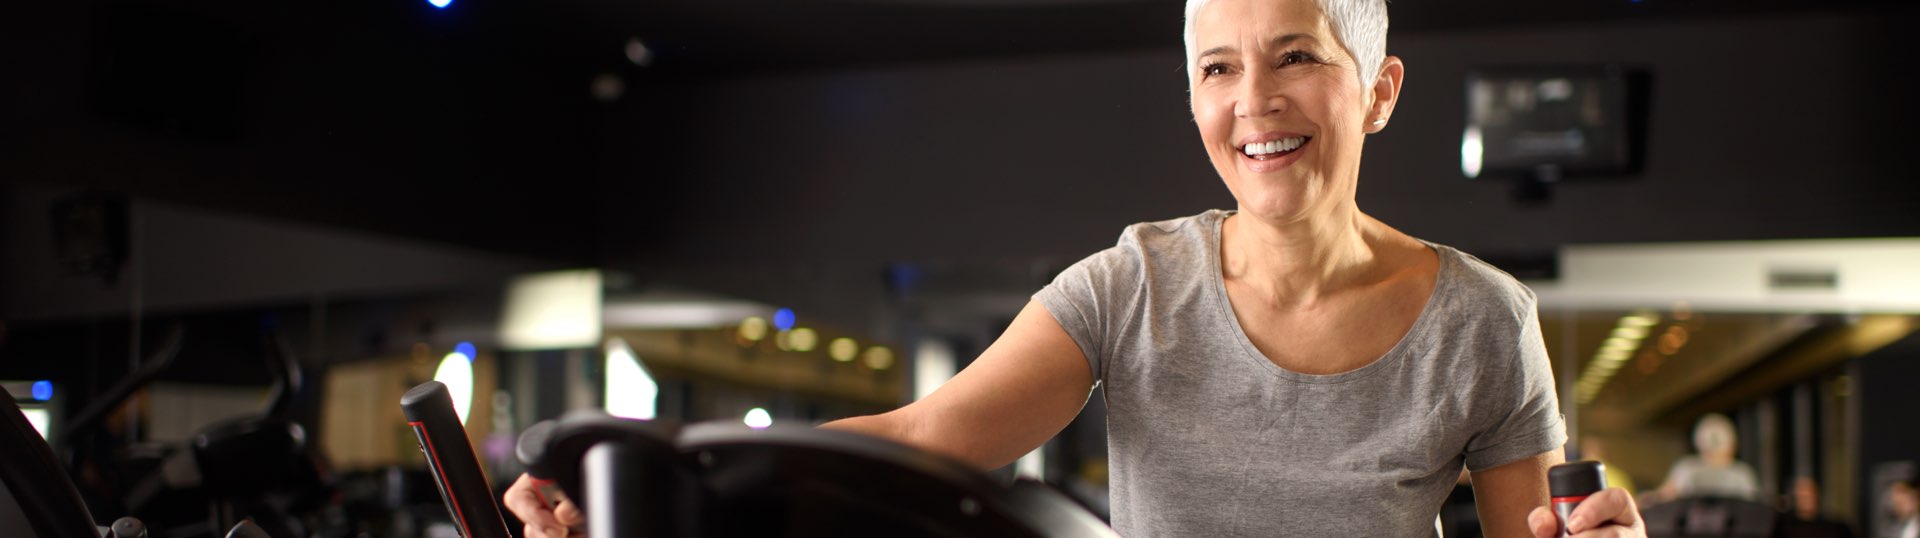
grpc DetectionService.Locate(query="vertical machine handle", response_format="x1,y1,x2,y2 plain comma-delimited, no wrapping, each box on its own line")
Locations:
401,381,512,538
1547,461,1608,538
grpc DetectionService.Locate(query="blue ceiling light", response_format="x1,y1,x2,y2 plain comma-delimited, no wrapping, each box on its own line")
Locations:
428,0,452,9
773,308,796,332
31,381,52,401
455,342,477,361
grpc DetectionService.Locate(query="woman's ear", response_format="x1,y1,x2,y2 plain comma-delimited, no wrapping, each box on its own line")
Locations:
1366,55,1405,134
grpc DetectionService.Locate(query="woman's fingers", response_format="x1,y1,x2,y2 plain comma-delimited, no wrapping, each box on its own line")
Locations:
1567,487,1645,536
1528,507,1559,534
554,498,585,526
1526,505,1561,538
502,473,572,538
1523,488,1646,537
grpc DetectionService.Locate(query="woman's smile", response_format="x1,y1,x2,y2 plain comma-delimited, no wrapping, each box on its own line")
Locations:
1237,133,1313,173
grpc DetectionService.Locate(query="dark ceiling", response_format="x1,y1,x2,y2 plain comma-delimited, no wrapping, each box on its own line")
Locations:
18,0,1909,81
279,0,1908,78
2,0,1906,263
517,0,1905,75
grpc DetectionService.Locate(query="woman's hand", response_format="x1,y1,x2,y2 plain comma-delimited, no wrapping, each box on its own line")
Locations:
503,473,585,538
1526,487,1646,537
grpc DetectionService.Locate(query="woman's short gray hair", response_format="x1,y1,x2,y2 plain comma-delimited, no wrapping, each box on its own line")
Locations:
1182,0,1389,86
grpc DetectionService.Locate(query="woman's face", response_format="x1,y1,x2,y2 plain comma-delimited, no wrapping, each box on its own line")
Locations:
1189,0,1392,226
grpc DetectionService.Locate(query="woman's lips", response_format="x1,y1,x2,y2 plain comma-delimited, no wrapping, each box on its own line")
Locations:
1237,136,1311,173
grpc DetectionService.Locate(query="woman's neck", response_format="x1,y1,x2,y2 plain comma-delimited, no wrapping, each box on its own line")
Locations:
1220,203,1384,309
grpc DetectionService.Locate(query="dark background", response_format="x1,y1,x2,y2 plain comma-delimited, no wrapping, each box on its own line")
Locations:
6,0,1916,275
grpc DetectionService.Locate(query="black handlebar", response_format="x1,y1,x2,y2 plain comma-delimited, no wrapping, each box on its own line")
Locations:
400,381,512,538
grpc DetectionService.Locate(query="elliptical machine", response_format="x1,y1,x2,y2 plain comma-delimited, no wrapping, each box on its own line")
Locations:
18,324,335,538
400,380,1119,538
3,380,277,538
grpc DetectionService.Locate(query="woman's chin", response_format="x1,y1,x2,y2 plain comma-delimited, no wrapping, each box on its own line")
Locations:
1232,200,1318,227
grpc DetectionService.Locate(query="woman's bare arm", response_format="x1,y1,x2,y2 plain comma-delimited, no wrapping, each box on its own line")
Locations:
821,299,1095,470
1472,448,1562,538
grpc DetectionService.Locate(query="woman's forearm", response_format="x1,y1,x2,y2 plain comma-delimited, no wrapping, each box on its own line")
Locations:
819,411,916,447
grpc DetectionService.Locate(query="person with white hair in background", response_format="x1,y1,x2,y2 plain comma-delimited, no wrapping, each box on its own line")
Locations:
1647,413,1760,504
1887,475,1919,538
503,0,1649,536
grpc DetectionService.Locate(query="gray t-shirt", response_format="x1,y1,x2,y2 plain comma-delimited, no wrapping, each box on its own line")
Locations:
1034,210,1566,537
1664,456,1759,500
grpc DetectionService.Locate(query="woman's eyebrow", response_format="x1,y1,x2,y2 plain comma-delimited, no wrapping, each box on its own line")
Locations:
1196,33,1315,61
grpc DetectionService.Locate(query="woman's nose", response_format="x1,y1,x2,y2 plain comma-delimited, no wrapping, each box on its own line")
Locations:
1233,71,1286,118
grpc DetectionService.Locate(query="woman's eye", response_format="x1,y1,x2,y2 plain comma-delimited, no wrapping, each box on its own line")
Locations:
1202,63,1233,77
1279,51,1316,66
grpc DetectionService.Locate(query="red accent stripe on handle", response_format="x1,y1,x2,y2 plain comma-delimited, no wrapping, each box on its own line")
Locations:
409,421,474,535
1552,495,1590,504
530,477,557,506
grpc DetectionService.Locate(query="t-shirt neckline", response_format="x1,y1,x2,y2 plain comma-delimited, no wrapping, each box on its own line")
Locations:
1205,209,1454,384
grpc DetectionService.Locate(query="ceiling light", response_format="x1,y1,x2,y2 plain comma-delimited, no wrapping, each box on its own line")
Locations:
829,338,858,362
862,346,895,371
790,328,818,352
739,316,769,342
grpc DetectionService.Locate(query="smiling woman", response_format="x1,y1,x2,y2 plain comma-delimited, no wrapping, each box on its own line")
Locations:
501,1,1647,537
1186,0,1398,232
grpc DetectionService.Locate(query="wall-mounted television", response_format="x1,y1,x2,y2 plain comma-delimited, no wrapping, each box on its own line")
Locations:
1461,65,1645,199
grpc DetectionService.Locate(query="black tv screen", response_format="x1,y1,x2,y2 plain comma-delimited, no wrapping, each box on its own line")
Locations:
1462,65,1636,180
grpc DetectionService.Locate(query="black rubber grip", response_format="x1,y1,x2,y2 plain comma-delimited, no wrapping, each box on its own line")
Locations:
1549,461,1608,498
402,381,512,538
516,419,557,480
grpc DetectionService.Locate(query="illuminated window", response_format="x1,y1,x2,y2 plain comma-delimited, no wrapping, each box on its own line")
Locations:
604,338,658,421
434,350,475,425
22,408,50,440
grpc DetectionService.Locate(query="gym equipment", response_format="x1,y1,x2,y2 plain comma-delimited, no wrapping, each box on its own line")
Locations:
2,382,265,538
7,323,373,538
519,412,699,538
1,382,102,538
502,408,1119,538
1548,461,1606,537
511,419,569,511
1641,496,1777,538
401,381,513,538
115,327,330,538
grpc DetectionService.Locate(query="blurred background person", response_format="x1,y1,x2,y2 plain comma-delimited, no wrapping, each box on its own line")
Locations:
1775,476,1853,538
1646,413,1758,505
1888,475,1919,538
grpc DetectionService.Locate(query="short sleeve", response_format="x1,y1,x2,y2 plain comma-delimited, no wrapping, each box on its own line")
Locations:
1032,245,1141,384
1463,293,1569,471
1666,459,1696,493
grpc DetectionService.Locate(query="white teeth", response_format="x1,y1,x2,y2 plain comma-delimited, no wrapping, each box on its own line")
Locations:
1242,137,1307,156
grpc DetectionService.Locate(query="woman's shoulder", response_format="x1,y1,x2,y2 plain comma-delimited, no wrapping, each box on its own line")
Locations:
1427,241,1541,317
1112,210,1224,248
1051,211,1223,290
1071,210,1223,265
